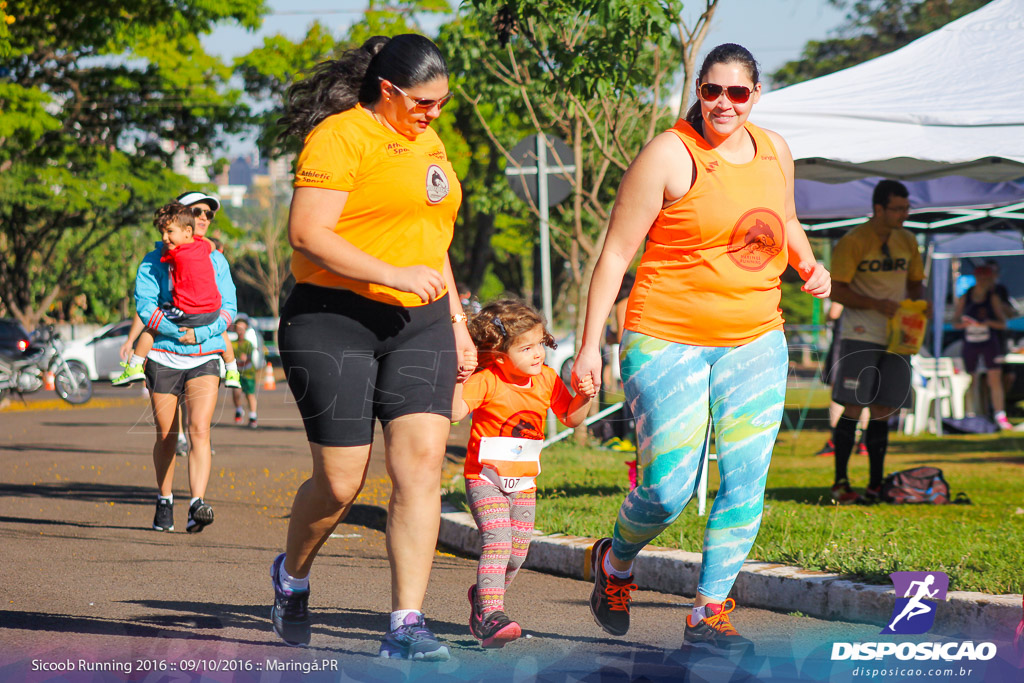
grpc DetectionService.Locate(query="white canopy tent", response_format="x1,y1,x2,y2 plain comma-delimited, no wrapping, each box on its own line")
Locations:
751,0,1024,185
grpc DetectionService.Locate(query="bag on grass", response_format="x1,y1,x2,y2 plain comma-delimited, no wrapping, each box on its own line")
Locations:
880,466,952,504
942,415,997,434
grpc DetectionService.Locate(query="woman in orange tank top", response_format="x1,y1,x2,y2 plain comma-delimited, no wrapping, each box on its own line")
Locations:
574,44,831,654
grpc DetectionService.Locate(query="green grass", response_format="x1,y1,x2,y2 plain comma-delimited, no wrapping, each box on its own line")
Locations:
445,408,1024,595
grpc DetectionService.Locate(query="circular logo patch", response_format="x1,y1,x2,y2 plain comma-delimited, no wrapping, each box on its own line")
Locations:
425,164,449,204
726,208,785,272
499,411,545,440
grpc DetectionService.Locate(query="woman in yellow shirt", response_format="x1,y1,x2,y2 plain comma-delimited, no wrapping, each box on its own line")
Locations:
268,34,474,661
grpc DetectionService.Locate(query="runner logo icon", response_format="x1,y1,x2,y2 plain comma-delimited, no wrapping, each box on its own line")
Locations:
882,571,949,635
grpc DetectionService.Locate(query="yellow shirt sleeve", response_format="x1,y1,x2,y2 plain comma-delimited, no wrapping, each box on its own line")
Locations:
905,233,925,282
830,231,865,284
294,122,361,192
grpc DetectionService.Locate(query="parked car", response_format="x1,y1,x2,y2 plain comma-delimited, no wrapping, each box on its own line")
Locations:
249,316,280,366
64,317,270,382
61,319,134,381
0,318,31,354
546,333,576,386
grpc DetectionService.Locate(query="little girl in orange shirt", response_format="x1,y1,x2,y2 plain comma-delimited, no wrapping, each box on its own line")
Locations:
452,299,596,648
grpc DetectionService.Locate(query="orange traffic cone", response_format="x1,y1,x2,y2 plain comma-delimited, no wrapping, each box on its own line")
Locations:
263,363,276,391
44,371,55,391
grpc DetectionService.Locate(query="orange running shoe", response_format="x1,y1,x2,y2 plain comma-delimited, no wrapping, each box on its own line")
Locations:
683,598,754,653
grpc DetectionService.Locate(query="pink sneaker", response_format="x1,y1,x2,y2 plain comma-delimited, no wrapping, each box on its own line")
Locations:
997,415,1013,430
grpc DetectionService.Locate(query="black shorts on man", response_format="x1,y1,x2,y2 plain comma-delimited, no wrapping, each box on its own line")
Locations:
830,339,913,409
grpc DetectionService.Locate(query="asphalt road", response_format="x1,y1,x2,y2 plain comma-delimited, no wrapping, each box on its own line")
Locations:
0,383,943,683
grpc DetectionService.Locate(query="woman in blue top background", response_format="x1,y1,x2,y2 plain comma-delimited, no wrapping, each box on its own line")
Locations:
135,202,237,534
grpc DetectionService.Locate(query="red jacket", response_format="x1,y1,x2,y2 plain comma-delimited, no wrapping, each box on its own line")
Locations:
160,241,222,313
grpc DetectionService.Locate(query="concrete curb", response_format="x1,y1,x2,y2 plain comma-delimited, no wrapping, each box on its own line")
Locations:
438,504,1021,638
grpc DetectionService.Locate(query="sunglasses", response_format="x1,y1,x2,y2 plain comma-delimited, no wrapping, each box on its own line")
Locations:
380,78,454,111
698,82,752,104
191,207,215,220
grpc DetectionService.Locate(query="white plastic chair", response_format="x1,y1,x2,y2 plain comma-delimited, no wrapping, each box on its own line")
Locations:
696,424,718,516
904,356,958,434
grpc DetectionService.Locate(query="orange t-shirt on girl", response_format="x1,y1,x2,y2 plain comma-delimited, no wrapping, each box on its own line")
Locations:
461,365,573,485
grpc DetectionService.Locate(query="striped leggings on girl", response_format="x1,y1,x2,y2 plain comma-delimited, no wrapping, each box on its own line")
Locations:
611,329,788,601
466,478,536,614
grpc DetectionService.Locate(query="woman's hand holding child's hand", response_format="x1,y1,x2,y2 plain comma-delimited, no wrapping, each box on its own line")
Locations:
575,373,597,399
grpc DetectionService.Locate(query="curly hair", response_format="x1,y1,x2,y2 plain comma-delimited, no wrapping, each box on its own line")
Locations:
153,202,195,232
468,299,556,368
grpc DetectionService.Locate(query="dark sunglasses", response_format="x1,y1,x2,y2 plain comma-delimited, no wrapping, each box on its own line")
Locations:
380,78,454,111
191,207,215,220
698,82,752,104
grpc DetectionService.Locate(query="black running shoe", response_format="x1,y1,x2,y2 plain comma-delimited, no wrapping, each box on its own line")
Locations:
467,585,521,648
379,612,450,660
153,498,173,531
186,498,214,533
589,537,637,636
270,553,311,646
683,598,755,654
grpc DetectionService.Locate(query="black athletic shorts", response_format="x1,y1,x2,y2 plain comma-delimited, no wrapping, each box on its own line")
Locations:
145,357,221,396
278,283,458,447
830,339,913,409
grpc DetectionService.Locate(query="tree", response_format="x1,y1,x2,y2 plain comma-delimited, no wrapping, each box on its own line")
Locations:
771,0,990,87
236,1,452,158
0,0,264,328
443,0,719,333
229,187,292,334
235,2,530,301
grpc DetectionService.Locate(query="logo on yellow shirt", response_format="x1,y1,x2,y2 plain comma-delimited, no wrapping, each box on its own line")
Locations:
295,168,333,185
387,142,412,156
727,208,785,271
428,148,446,160
426,164,450,204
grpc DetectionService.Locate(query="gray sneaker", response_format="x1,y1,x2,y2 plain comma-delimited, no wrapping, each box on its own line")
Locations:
186,498,214,533
270,553,311,646
153,499,173,531
378,613,450,661
589,537,636,636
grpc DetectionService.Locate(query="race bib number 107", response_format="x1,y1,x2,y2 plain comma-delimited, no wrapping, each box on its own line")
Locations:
478,436,543,493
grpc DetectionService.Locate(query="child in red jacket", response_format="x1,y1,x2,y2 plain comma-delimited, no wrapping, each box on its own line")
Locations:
114,202,238,386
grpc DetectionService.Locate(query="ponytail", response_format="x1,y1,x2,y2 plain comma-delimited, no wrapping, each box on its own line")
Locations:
279,37,389,142
279,34,449,143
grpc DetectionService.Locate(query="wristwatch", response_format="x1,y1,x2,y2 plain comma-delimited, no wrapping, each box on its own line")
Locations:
451,312,468,324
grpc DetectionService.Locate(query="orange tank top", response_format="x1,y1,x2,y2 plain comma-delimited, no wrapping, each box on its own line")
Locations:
623,120,788,346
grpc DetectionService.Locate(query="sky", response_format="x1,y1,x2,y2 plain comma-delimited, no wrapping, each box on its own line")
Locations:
202,0,849,156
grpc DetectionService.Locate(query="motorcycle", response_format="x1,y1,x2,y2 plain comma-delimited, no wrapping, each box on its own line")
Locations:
0,324,93,405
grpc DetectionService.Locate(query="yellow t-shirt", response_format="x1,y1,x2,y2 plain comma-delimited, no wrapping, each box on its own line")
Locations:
830,223,925,344
291,104,463,306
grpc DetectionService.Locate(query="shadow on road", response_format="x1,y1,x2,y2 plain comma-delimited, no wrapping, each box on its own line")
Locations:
0,481,154,505
0,443,135,456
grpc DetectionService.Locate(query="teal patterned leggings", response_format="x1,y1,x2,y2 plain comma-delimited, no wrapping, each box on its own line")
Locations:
611,329,787,601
